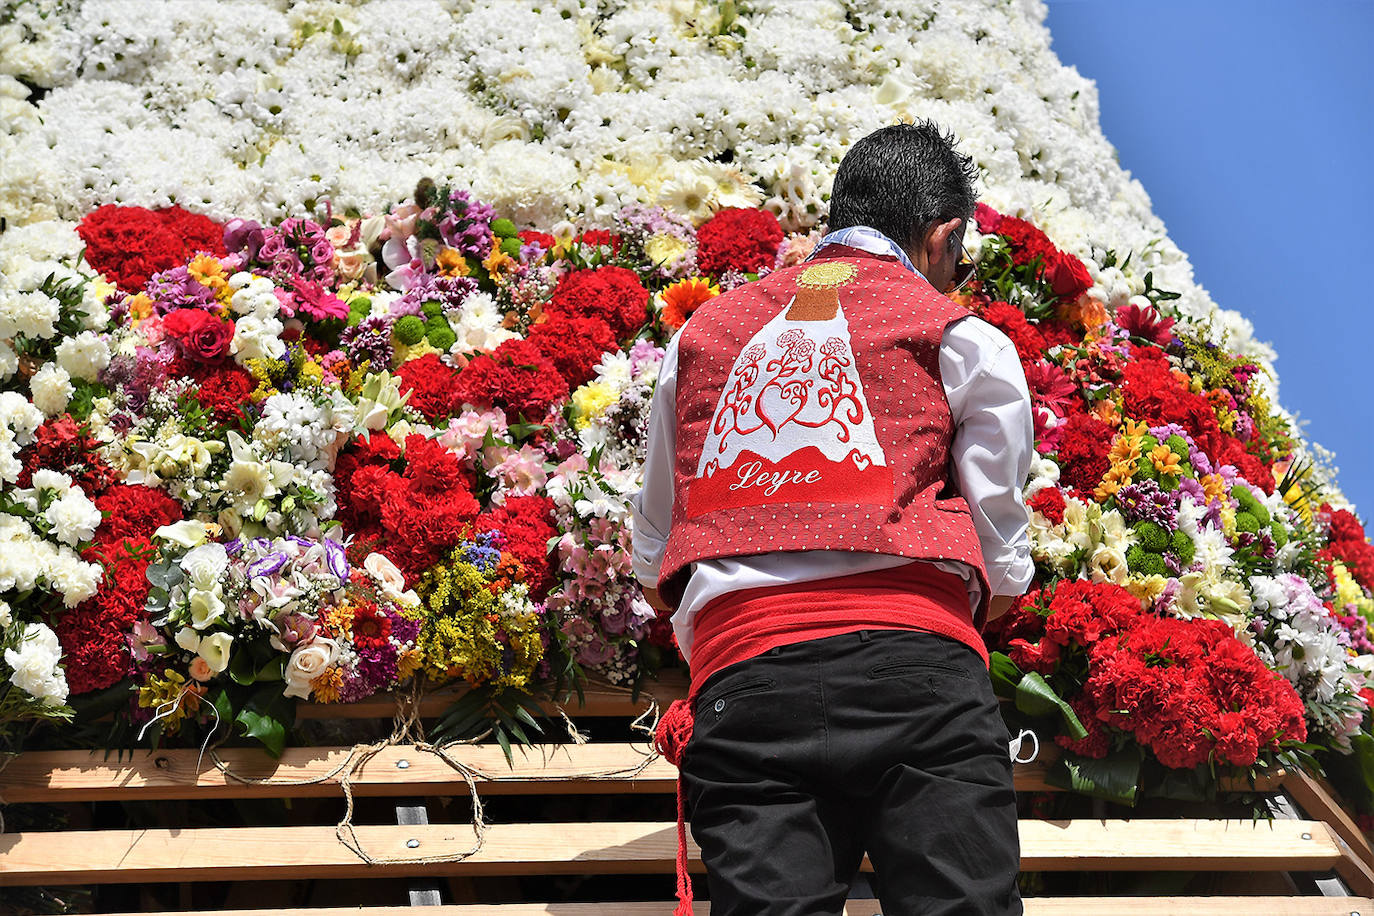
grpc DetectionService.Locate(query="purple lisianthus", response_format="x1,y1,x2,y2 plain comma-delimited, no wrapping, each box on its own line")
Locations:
323,538,351,582
247,551,290,579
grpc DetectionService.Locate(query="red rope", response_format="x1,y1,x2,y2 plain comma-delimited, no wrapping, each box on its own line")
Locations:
655,698,695,916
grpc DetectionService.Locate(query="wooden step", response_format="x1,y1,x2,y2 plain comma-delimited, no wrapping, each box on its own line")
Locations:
0,819,1345,886
94,902,1374,916
0,743,1283,804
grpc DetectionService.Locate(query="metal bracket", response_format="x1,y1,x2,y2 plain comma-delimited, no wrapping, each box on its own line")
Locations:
396,798,444,906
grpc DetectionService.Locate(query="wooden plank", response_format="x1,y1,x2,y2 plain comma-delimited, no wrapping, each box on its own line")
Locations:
0,819,1345,886
1,741,1283,804
92,900,1374,916
297,673,689,721
1285,767,1374,869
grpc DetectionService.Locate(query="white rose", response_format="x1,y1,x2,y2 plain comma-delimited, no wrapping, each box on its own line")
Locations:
30,362,73,416
364,552,420,606
181,543,229,592
189,588,227,629
283,637,339,699
156,520,210,548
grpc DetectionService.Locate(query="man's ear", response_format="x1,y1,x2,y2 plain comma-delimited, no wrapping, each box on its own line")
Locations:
923,217,963,265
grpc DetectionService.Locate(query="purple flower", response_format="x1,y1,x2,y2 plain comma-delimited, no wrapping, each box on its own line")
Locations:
340,316,394,368
323,539,351,582
248,551,290,579
1115,479,1178,529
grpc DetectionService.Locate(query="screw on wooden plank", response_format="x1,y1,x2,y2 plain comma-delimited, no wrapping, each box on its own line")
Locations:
396,797,442,905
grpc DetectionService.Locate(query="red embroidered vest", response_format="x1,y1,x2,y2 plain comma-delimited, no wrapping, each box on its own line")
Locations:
657,246,991,622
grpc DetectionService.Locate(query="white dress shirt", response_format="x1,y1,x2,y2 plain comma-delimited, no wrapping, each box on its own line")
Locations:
631,229,1036,664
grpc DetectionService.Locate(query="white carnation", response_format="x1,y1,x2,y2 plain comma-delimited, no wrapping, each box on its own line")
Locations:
45,488,102,546
0,339,17,381
4,622,69,706
30,362,73,416
54,330,111,382
0,289,61,340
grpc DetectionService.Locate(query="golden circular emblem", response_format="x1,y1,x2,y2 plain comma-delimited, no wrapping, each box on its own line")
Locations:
797,261,857,290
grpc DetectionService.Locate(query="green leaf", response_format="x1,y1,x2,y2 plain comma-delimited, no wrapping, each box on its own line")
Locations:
1047,747,1142,806
988,651,1021,700
228,647,259,685
234,685,295,758
1015,671,1088,741
495,725,513,766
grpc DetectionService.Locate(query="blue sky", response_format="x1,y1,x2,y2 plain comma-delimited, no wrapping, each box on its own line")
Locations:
1043,0,1374,534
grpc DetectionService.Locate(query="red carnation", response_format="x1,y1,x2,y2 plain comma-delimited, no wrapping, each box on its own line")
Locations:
973,202,1004,234
979,301,1046,366
1326,507,1374,591
93,484,183,545
57,536,156,694
994,216,1057,270
1217,434,1275,495
396,353,465,421
526,312,617,388
402,433,475,495
1120,346,1223,460
1053,413,1115,497
548,266,649,339
452,338,570,422
161,308,234,360
1028,487,1067,525
519,230,557,251
476,495,558,599
76,205,227,292
18,415,119,494
195,367,257,425
695,207,785,276
577,229,622,255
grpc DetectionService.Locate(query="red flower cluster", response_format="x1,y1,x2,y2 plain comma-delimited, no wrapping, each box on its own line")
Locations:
1028,486,1067,525
1116,302,1176,347
92,484,184,545
1217,434,1275,495
1326,508,1374,591
335,433,479,580
526,312,617,388
1120,346,1223,461
161,308,235,361
576,229,622,255
974,203,1092,299
76,205,227,292
985,580,1307,769
548,266,649,339
695,207,784,276
451,339,570,423
475,495,558,599
979,301,1047,367
1053,413,1115,497
395,353,465,421
18,416,119,494
56,536,155,694
195,366,257,425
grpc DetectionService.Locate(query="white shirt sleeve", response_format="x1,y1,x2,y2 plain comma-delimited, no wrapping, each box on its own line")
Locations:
939,315,1035,597
630,333,679,588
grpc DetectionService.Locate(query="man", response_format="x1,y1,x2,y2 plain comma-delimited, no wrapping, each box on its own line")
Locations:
632,121,1034,916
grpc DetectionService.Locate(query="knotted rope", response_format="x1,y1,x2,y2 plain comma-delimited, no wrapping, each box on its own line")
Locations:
208,683,666,867
653,697,696,916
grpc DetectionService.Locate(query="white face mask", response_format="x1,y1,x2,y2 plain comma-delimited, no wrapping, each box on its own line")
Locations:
1009,728,1039,764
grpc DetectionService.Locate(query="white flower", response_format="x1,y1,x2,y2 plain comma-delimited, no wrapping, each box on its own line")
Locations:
4,622,69,706
176,626,233,674
0,289,60,339
156,520,210,549
180,543,229,592
283,636,340,699
30,468,73,492
54,330,111,382
231,314,286,362
189,588,227,629
30,362,73,416
0,340,17,381
0,600,10,628
44,487,102,546
364,551,420,606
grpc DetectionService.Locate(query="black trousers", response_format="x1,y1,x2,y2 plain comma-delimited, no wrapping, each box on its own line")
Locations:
680,629,1022,916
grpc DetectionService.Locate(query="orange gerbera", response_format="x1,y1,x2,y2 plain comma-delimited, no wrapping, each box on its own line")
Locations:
659,277,720,330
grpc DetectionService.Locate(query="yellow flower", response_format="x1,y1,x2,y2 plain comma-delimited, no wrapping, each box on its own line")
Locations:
136,669,204,734
644,234,692,269
1126,574,1170,605
571,381,618,430
298,359,325,386
188,254,232,304
127,293,155,323
1149,444,1183,476
1108,433,1143,467
310,665,345,704
396,646,425,682
1123,417,1152,439
436,247,470,277
1201,473,1229,506
482,243,518,281
318,604,354,641
1093,464,1134,502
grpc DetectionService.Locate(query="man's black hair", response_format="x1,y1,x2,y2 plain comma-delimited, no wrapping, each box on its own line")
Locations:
827,121,979,252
